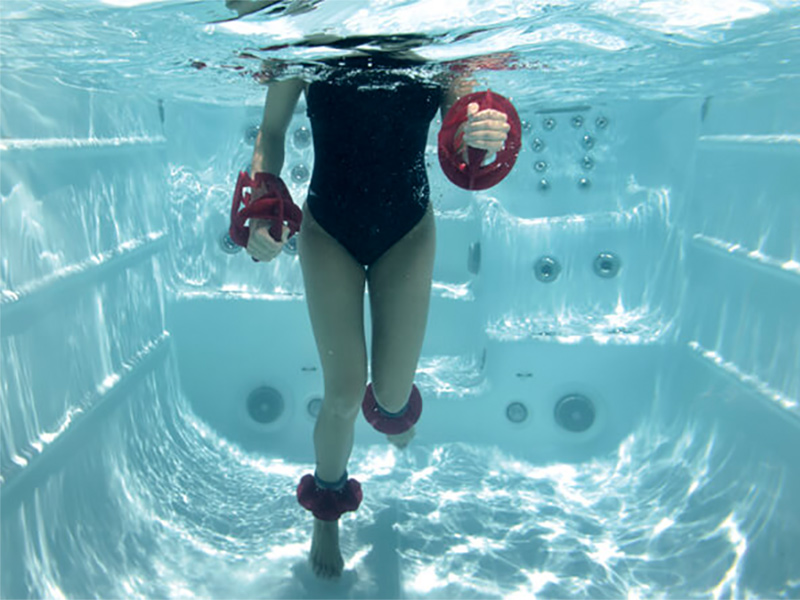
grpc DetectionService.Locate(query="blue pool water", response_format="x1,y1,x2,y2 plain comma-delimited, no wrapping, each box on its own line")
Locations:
2,1,800,598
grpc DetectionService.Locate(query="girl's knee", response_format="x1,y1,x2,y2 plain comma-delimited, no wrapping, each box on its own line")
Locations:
323,378,367,419
370,380,413,414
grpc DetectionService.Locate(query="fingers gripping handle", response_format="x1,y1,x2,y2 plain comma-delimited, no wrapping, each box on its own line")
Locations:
229,171,303,247
438,91,522,191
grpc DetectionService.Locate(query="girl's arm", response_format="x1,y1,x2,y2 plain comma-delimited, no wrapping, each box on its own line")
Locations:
246,78,305,262
251,78,306,175
440,75,476,121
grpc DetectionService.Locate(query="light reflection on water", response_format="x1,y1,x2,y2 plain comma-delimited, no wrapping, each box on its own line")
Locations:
16,380,788,599
1,0,799,104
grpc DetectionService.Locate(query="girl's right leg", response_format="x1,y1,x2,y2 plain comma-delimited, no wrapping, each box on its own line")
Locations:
297,202,368,579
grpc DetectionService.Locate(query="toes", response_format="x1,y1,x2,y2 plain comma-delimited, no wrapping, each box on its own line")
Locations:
314,560,329,579
311,554,341,579
316,561,340,579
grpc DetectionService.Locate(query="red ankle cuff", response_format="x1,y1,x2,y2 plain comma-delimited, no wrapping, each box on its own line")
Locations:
362,383,423,435
296,474,363,521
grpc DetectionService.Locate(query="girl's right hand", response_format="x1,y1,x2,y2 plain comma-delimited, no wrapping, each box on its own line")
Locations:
462,102,510,154
246,218,290,262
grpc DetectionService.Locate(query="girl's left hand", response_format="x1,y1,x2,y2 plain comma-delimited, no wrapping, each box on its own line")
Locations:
462,102,511,153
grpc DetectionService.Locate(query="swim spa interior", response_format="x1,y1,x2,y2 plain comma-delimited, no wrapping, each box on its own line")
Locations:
2,1,800,598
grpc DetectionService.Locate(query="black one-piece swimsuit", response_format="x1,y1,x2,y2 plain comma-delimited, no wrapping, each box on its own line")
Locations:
305,54,444,267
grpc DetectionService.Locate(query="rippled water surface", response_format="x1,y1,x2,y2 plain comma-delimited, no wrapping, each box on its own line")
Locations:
2,0,800,105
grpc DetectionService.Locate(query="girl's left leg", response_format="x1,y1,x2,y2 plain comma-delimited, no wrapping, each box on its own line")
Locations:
366,203,436,445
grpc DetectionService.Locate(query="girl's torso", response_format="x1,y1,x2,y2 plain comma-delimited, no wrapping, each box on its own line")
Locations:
302,53,446,266
305,53,445,198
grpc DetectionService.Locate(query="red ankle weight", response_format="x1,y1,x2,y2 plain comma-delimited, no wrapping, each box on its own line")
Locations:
362,383,423,435
296,474,363,521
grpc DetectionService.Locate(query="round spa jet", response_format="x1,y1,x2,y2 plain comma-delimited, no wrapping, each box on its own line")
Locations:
283,235,299,256
293,126,311,149
534,256,561,283
246,386,285,425
291,163,309,184
306,396,322,419
594,252,621,279
506,401,529,424
554,394,595,433
219,231,242,255
244,124,259,145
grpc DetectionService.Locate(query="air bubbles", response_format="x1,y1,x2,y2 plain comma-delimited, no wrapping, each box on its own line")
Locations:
539,178,550,192
521,120,533,133
571,115,584,128
531,138,546,152
578,177,591,189
534,160,548,173
543,117,556,131
582,134,595,149
582,156,594,170
291,163,309,183
596,115,609,129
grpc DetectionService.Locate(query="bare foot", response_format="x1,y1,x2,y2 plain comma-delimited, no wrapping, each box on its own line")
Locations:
387,425,415,449
310,518,344,579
